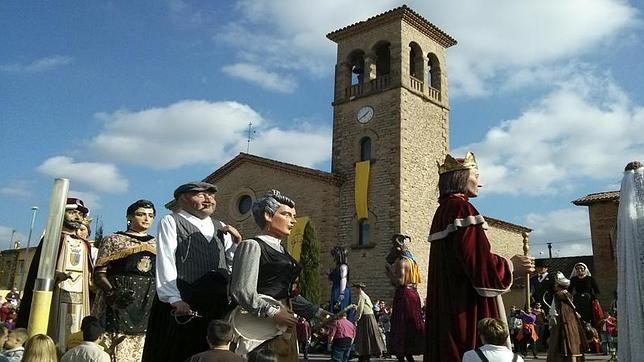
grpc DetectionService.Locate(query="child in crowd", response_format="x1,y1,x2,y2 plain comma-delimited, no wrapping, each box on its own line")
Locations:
515,311,538,358
296,316,312,360
60,316,110,362
327,311,356,362
462,318,523,362
22,334,57,362
187,320,242,362
599,312,617,355
2,328,27,362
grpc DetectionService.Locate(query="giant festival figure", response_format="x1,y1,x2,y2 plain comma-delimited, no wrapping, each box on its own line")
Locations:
17,198,94,352
142,181,242,362
424,152,534,361
385,234,425,361
229,189,330,362
93,199,157,362
616,160,644,361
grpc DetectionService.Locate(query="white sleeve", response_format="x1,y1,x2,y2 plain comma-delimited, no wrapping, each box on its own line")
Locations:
155,215,182,304
223,232,238,274
461,350,477,362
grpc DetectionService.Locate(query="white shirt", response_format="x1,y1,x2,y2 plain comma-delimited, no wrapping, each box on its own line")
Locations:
462,344,524,362
156,210,237,304
60,342,110,362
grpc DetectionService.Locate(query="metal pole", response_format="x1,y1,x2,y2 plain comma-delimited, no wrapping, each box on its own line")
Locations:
9,229,15,249
20,206,38,294
547,242,553,259
27,178,68,337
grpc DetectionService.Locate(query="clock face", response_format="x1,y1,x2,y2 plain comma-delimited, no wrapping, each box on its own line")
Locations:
356,106,374,124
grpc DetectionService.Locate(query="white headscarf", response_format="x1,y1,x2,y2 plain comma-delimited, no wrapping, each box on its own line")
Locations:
569,262,591,278
617,164,644,361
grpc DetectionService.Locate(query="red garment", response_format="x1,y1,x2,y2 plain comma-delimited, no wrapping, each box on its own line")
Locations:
591,299,604,327
390,286,425,355
296,319,311,342
425,194,513,362
328,317,356,340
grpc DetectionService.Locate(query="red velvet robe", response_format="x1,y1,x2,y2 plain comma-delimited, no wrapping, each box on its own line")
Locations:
424,194,513,362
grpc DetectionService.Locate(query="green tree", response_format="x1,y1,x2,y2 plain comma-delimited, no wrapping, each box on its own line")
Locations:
93,216,104,249
299,220,321,304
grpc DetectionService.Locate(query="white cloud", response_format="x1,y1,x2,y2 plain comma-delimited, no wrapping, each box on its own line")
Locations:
36,156,128,193
222,63,297,93
216,0,638,96
455,70,644,195
89,100,331,169
524,208,593,257
0,226,27,250
0,181,32,198
0,55,73,73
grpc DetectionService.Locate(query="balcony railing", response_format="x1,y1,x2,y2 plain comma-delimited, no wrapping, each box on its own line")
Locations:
410,76,424,93
428,86,441,102
344,74,392,99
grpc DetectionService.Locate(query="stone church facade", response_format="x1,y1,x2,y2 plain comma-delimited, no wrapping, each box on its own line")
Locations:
202,6,530,304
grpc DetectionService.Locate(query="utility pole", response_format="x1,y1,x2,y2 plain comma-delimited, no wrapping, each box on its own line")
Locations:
547,242,553,259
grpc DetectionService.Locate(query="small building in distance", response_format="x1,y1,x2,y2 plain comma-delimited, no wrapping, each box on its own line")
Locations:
573,191,619,309
0,247,38,291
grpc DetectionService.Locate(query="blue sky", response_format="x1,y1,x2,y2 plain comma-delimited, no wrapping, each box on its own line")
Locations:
1,0,643,258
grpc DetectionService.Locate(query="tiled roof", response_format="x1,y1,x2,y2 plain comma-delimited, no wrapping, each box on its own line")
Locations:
326,5,457,48
485,216,532,233
572,191,619,206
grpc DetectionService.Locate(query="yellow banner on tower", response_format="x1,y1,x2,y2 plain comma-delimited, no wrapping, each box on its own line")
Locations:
286,216,309,261
355,160,370,219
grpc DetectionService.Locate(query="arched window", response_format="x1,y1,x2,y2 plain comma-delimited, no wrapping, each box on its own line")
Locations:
360,137,371,161
358,220,370,246
373,42,391,76
427,53,441,90
409,42,424,78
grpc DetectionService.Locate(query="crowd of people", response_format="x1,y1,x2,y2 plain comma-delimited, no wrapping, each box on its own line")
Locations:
5,154,641,362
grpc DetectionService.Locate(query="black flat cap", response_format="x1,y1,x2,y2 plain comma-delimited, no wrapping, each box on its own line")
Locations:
173,181,218,200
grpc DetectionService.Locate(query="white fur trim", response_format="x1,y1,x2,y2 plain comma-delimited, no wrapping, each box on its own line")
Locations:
428,215,488,241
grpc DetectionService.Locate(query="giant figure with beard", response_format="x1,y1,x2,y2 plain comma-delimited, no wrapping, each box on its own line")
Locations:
17,198,94,352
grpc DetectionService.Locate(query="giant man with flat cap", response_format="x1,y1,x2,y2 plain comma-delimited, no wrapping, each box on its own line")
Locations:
142,181,242,362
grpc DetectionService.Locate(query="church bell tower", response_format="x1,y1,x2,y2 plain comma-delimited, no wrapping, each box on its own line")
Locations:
327,5,457,299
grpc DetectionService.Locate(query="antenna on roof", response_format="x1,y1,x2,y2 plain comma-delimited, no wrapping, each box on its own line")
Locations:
246,121,256,153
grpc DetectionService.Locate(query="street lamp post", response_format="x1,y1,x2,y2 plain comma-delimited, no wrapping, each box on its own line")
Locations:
20,206,39,294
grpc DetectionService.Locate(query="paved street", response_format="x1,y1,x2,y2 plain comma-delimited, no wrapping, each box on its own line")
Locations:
299,352,616,361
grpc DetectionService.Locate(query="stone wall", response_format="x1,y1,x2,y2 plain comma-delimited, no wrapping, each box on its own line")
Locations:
587,201,618,309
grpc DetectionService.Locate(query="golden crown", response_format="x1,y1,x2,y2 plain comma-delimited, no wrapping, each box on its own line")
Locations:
438,152,478,174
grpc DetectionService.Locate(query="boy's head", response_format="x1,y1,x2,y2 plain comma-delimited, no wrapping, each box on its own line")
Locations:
4,328,28,350
81,316,104,342
477,318,509,346
206,320,233,348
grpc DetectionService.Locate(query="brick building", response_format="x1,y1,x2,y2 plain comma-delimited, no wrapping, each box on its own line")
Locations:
0,247,37,291
573,191,619,309
198,6,531,304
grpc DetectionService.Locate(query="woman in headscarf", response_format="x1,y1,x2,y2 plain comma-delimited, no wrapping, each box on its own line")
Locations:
547,272,587,362
351,282,386,361
569,262,600,325
229,190,330,361
93,199,156,362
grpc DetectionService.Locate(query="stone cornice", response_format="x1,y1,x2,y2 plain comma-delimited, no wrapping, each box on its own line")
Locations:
326,5,457,48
